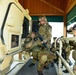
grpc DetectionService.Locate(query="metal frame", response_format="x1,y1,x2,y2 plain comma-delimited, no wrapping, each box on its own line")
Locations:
56,37,76,75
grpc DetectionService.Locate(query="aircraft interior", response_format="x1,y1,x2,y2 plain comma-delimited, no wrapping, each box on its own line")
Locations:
0,0,76,75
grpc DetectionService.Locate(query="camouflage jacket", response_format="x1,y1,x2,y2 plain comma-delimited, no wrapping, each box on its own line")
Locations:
69,41,76,50
22,35,42,52
39,24,52,43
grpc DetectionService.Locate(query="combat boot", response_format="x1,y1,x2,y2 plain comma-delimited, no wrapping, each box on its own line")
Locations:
51,62,54,67
44,66,49,69
28,63,35,67
63,69,69,73
37,71,44,75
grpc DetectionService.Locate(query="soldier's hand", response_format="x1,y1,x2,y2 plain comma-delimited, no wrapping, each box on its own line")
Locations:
42,40,47,44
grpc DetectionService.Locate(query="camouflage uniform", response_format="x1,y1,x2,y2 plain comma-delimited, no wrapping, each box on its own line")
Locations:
69,41,76,74
51,37,60,64
62,41,71,63
67,24,76,74
51,37,59,52
39,17,52,48
22,32,42,60
32,45,56,72
72,25,76,74
23,31,56,75
37,47,56,71
35,16,55,75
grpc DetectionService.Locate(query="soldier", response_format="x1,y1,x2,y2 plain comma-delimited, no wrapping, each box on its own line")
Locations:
51,37,60,65
36,46,56,75
70,24,76,74
36,16,56,75
38,16,52,65
66,24,76,74
39,16,52,48
23,31,56,75
51,37,59,52
62,40,72,73
59,38,71,68
22,31,41,55
23,16,57,75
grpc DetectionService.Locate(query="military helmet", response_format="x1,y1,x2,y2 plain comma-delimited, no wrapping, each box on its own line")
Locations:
67,27,73,33
39,16,47,22
67,24,76,34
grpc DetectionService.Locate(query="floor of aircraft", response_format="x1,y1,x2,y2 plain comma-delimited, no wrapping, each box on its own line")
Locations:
6,59,72,75
16,59,57,75
6,51,74,75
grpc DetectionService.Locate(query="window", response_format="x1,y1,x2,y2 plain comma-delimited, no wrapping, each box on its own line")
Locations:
49,22,64,43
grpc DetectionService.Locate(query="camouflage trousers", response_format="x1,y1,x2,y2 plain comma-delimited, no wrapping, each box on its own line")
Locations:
32,50,56,71
65,51,70,63
72,51,76,74
73,64,76,74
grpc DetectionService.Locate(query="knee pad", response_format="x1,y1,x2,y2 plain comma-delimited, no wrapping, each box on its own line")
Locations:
40,55,47,64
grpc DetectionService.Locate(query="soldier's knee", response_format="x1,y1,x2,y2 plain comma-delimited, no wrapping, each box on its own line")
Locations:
40,55,47,64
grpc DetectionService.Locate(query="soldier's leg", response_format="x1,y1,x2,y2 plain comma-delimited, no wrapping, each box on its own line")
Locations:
66,51,71,64
63,52,70,73
48,52,57,66
47,58,54,67
37,62,44,75
72,51,76,74
28,59,36,67
44,61,50,69
28,51,39,67
37,54,47,75
44,52,53,67
28,60,36,67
